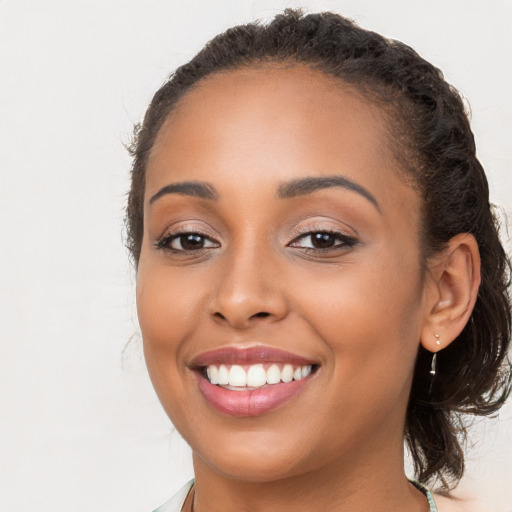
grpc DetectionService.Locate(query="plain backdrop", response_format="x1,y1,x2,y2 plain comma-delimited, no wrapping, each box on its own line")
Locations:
1,1,511,511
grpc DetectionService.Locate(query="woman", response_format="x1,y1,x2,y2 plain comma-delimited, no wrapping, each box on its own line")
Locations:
126,10,511,512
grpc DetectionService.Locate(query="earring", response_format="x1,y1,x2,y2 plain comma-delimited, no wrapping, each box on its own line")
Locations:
428,351,438,394
429,352,437,376
430,333,441,376
429,334,440,393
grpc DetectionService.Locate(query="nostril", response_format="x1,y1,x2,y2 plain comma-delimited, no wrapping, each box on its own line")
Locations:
211,310,274,325
252,312,271,319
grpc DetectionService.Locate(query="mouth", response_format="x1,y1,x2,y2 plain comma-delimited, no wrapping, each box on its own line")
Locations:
203,362,314,388
190,346,319,417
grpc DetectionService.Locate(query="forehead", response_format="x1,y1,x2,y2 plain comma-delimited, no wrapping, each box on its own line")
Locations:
146,65,414,212
152,65,389,159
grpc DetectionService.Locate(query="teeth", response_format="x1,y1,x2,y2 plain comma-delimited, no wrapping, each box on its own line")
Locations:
207,365,219,385
301,365,312,378
228,365,247,387
266,364,281,384
218,365,229,385
281,364,294,383
247,364,267,387
205,363,314,388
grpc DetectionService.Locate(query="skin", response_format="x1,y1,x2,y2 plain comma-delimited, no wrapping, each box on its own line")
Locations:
136,66,480,512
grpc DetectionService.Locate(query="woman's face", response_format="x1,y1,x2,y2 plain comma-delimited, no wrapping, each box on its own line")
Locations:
137,66,429,481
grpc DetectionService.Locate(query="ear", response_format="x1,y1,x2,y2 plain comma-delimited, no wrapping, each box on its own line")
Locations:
420,233,481,352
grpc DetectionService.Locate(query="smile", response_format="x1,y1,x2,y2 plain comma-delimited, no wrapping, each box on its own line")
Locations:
191,346,319,417
205,363,313,389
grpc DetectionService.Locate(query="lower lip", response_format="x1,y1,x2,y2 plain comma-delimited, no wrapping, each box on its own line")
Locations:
196,373,314,417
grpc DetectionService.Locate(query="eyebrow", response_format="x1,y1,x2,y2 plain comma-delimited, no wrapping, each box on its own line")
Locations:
149,175,380,212
277,175,381,213
149,181,219,205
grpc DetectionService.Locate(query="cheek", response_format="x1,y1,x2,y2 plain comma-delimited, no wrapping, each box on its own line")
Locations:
136,260,206,345
292,252,424,392
136,261,205,395
136,262,210,434
291,263,423,453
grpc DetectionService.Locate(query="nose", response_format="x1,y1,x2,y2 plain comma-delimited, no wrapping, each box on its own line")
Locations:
208,245,289,329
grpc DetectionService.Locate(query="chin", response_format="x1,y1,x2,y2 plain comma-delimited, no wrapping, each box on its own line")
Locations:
187,423,331,484
196,449,308,483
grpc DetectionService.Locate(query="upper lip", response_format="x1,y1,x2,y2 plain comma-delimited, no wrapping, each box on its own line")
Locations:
189,345,318,368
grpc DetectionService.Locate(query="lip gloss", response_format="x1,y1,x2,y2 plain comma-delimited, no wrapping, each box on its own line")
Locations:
196,372,313,416
191,345,318,417
191,346,316,367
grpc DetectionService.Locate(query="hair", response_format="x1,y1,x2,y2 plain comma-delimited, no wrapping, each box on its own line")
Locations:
126,9,511,490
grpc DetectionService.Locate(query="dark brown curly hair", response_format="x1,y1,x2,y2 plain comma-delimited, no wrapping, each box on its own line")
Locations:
126,9,511,490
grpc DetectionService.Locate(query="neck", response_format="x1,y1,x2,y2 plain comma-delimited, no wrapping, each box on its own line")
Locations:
190,435,429,512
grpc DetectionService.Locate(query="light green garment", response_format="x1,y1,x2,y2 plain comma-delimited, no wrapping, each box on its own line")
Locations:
410,480,439,512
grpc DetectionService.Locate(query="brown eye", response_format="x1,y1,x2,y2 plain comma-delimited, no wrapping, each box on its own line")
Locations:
156,232,220,252
174,234,207,251
310,232,336,249
289,231,357,251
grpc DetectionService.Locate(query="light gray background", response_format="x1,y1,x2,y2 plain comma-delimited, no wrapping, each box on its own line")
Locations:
1,1,511,511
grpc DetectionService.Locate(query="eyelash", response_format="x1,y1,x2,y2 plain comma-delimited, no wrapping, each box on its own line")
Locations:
288,230,358,252
155,231,220,253
155,229,357,254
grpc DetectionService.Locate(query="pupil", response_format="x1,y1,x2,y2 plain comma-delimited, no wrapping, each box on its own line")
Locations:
312,232,334,249
181,234,204,250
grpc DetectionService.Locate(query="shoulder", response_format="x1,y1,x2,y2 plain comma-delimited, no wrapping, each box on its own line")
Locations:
434,493,481,512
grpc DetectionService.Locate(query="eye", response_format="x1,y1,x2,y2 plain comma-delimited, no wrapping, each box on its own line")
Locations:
289,231,357,251
156,232,220,252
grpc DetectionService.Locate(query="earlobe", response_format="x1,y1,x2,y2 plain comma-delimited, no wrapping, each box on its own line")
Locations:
421,233,481,352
